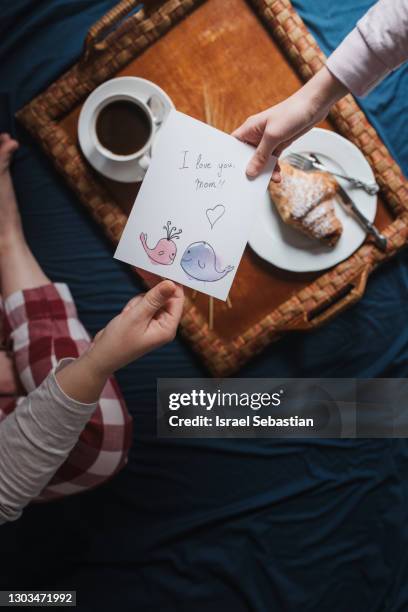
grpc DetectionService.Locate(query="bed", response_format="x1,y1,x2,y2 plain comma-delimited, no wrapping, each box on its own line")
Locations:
1,1,408,609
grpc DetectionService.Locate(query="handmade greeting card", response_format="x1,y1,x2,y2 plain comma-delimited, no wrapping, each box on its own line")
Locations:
114,109,275,300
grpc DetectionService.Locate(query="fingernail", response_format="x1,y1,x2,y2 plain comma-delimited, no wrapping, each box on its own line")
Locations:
246,164,258,177
159,280,175,296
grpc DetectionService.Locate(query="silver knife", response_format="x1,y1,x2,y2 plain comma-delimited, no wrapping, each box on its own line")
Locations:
310,154,387,252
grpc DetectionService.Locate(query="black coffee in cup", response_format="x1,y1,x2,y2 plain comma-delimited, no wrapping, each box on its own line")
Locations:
96,100,151,156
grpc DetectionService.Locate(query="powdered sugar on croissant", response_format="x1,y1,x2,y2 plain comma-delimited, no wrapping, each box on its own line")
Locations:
269,162,343,247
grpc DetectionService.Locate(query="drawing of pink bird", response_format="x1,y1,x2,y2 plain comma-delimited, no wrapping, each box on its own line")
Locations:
140,221,182,265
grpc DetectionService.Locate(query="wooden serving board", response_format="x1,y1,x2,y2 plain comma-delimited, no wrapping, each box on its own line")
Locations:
16,0,408,375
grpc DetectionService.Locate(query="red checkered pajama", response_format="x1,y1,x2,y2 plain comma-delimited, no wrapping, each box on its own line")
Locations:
0,283,133,501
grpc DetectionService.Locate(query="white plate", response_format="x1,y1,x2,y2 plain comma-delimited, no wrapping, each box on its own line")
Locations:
78,77,174,183
248,128,377,272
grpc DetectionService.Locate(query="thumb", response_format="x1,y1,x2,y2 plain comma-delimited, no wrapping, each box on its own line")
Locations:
231,122,249,142
138,280,176,319
246,130,278,177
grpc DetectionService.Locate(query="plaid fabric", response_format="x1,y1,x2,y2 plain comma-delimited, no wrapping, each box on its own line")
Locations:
0,295,3,346
0,283,133,502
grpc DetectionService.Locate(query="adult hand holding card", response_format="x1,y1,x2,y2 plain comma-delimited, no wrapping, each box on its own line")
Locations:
114,110,275,301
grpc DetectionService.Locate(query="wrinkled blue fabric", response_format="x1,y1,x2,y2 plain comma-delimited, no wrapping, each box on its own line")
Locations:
0,1,407,610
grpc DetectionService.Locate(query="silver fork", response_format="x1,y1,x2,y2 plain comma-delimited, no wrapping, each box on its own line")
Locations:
287,152,379,195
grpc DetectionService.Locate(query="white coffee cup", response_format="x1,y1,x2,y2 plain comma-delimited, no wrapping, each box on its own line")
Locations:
91,94,155,171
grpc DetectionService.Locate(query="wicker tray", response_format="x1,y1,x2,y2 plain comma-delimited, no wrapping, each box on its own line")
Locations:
17,0,408,376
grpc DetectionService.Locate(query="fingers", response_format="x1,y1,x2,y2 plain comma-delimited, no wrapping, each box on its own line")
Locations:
271,160,281,183
0,133,19,154
0,133,10,145
233,121,282,181
268,125,314,183
7,140,19,155
138,280,177,319
233,115,282,178
161,283,184,322
246,129,278,177
232,115,264,146
154,284,184,341
123,295,141,313
231,122,249,142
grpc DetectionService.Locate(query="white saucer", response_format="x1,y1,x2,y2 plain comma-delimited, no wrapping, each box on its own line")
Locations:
78,77,174,183
248,128,377,273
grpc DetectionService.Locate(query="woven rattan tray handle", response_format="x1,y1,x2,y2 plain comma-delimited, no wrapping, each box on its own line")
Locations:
83,0,142,61
291,265,370,330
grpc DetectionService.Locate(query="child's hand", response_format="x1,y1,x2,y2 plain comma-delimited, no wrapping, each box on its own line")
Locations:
232,66,347,180
87,280,184,377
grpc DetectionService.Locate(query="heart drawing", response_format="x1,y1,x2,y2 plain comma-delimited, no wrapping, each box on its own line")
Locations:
206,204,226,229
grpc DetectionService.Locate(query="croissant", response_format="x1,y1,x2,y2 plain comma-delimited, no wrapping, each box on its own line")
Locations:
269,162,343,247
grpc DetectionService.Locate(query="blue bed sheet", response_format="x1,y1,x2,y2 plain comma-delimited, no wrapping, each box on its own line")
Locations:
1,1,408,610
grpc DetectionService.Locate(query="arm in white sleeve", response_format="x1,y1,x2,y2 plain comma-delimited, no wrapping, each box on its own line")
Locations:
326,0,408,97
0,358,97,524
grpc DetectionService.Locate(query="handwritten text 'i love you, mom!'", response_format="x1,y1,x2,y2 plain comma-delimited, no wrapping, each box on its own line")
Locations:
179,151,235,191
